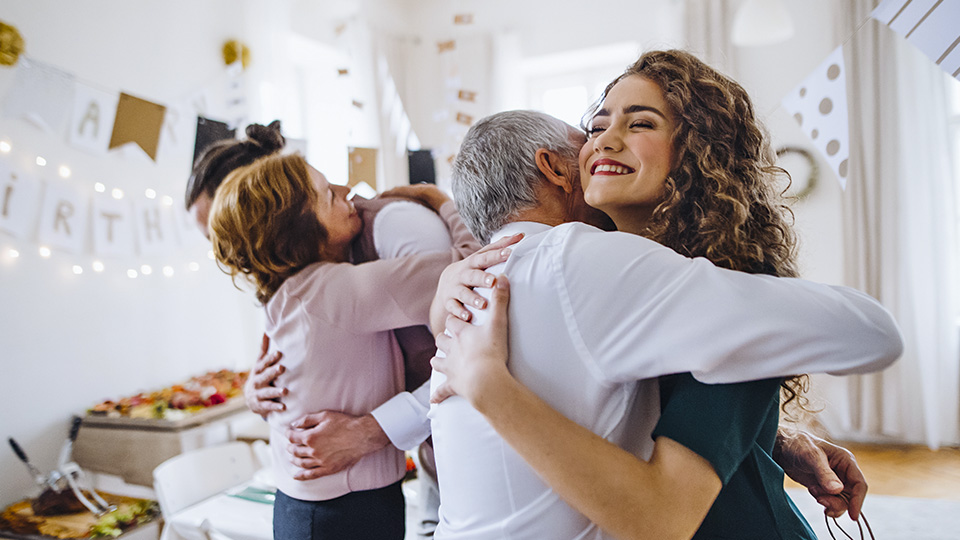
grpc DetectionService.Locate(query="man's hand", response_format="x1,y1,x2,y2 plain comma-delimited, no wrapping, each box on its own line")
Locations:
244,334,287,419
285,411,391,480
774,428,868,520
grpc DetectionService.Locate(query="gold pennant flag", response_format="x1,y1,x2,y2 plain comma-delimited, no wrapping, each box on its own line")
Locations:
337,68,349,76
457,89,477,102
109,92,166,161
453,14,474,25
437,40,456,53
348,147,378,189
455,112,473,126
351,100,364,109
446,154,456,165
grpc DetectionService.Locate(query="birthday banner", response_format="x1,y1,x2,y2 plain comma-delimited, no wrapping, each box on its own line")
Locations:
0,158,190,258
2,56,240,164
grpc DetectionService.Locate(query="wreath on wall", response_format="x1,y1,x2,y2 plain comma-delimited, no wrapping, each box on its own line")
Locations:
776,146,819,200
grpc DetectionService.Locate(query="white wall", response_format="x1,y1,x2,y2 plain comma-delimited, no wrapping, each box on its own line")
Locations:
0,1,266,507
732,0,846,285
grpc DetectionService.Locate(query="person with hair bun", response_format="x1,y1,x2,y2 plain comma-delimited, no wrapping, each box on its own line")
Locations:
187,122,483,539
186,121,287,238
206,152,480,540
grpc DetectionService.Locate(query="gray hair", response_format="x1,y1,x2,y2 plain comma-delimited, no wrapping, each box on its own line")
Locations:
452,110,580,243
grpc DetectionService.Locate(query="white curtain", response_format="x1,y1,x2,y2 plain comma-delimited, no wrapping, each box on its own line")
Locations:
815,0,960,448
682,0,737,76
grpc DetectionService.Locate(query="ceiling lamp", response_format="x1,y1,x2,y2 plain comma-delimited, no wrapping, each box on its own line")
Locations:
731,0,795,47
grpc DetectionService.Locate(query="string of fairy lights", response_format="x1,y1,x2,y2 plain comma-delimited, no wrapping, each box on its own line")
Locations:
0,139,215,280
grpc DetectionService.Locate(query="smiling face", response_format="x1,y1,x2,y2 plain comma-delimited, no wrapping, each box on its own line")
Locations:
308,166,362,259
580,75,676,233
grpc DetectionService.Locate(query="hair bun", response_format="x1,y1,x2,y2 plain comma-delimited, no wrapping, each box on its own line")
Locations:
245,120,285,153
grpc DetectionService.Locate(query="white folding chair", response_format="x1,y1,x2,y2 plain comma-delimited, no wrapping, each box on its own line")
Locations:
153,441,258,540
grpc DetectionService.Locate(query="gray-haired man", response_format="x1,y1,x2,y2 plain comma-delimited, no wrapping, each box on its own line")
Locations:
425,110,900,539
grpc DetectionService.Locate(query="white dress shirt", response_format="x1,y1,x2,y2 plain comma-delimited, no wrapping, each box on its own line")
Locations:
368,201,451,451
429,221,902,540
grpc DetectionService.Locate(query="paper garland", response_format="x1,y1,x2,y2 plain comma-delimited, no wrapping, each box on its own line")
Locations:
68,83,118,156
108,93,167,161
1,53,245,165
872,0,960,81
2,58,75,132
192,117,236,167
1,156,191,259
781,46,850,189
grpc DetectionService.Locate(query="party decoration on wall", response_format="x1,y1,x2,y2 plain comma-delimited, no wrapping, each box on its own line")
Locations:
192,116,236,166
1,147,192,265
781,46,850,189
453,14,474,25
337,68,349,76
68,83,118,156
37,182,88,254
352,100,364,109
455,112,473,126
457,89,477,102
776,146,819,199
221,39,250,70
437,40,456,53
0,20,25,67
348,147,378,189
109,92,166,161
872,0,960,80
0,164,42,238
134,198,178,256
2,58,75,132
92,194,136,257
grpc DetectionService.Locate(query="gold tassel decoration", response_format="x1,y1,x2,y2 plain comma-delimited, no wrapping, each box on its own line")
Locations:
222,40,250,69
0,21,25,67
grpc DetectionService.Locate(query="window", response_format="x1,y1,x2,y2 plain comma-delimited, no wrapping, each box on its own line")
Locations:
523,43,641,129
949,78,960,316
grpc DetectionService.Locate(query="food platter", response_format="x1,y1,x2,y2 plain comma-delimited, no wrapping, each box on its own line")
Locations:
81,397,247,430
82,369,248,431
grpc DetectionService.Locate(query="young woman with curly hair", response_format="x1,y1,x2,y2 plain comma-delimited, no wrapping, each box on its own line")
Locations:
584,50,810,419
432,50,843,539
208,152,480,540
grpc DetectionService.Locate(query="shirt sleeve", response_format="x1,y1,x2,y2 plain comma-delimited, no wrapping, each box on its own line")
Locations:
300,251,455,333
370,382,432,450
553,224,903,384
374,201,455,259
651,374,780,484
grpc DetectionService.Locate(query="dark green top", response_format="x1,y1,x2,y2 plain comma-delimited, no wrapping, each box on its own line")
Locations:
651,373,816,540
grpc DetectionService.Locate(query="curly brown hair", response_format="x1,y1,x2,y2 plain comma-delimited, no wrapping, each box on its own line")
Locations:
586,49,809,419
208,153,329,304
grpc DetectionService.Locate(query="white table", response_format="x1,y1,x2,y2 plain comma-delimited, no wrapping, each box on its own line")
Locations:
167,483,274,540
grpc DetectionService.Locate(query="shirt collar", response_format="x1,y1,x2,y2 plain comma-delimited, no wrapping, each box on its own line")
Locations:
490,221,554,244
